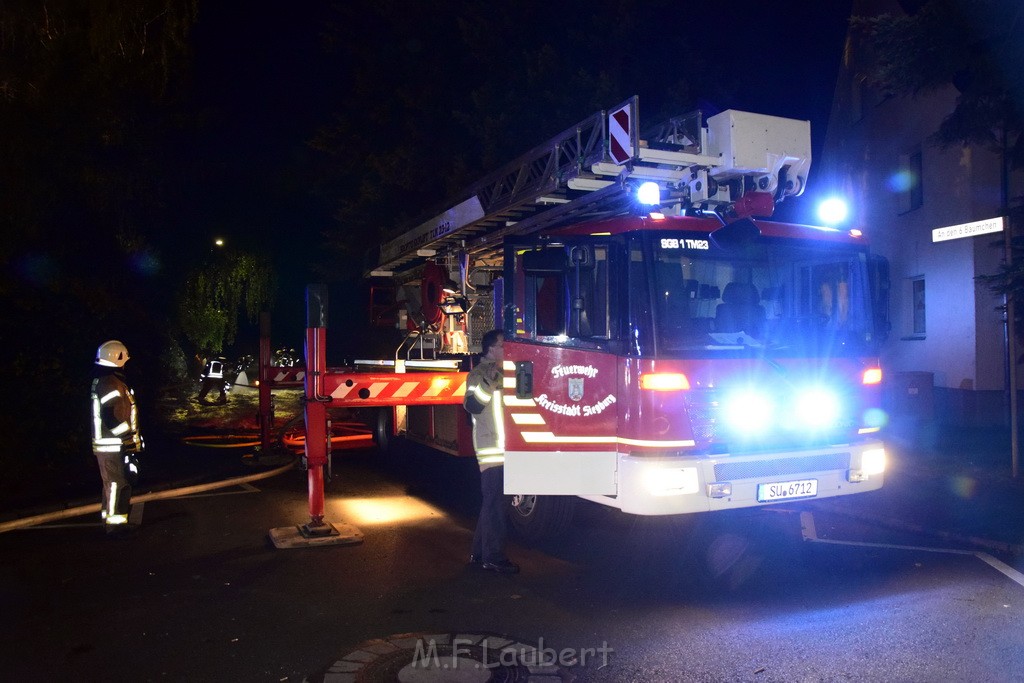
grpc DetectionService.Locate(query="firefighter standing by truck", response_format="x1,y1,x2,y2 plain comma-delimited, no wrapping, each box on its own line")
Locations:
464,329,519,574
91,340,143,533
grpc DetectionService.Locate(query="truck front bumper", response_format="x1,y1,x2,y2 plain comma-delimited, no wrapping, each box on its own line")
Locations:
609,440,885,516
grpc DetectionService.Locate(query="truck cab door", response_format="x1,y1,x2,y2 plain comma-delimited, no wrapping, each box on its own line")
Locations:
500,238,621,496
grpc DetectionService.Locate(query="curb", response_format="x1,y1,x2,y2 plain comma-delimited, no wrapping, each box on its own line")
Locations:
810,500,1023,557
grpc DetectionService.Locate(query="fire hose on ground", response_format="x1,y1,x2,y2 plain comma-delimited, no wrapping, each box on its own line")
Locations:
181,419,373,451
0,462,295,534
0,421,374,534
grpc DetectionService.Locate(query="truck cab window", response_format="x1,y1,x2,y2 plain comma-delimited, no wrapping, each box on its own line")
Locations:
512,241,613,343
570,245,610,339
535,273,566,336
649,233,877,357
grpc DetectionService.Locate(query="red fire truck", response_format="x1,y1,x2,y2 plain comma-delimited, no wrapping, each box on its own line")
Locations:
299,97,889,540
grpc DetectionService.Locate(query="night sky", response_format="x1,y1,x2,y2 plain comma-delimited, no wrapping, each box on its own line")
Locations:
185,1,853,236
177,1,853,337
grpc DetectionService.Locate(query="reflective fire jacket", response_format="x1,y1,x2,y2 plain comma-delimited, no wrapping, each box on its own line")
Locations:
202,358,225,380
463,358,505,470
91,369,142,454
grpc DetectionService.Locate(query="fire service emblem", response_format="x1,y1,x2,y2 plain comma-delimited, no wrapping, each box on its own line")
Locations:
567,378,584,402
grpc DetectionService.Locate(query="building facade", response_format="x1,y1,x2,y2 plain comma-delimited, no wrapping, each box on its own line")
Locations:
820,0,1022,424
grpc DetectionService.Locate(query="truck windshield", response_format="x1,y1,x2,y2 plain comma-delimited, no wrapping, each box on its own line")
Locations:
639,231,878,357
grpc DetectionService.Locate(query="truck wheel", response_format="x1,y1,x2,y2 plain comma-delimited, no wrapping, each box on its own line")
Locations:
507,494,575,542
374,408,393,453
374,409,407,473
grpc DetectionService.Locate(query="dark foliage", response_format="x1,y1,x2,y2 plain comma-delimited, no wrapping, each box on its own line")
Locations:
0,1,199,463
851,0,1024,169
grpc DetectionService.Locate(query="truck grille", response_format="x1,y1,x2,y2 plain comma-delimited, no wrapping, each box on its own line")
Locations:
713,452,851,481
685,399,719,443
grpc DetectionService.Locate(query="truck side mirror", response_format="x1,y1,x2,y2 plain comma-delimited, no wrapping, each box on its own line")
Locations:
522,247,569,275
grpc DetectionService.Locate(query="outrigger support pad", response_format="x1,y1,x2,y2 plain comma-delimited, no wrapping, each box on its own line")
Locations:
269,521,364,549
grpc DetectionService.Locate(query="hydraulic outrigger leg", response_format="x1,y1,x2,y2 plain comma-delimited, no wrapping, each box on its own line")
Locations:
267,285,363,549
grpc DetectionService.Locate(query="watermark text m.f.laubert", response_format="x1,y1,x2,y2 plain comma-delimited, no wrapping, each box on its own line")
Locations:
412,636,613,670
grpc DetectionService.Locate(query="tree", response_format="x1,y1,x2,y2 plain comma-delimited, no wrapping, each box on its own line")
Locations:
177,248,276,359
851,0,1023,171
308,0,710,274
0,1,198,469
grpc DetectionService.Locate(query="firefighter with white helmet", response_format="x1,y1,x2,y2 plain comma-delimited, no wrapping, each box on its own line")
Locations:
91,340,143,533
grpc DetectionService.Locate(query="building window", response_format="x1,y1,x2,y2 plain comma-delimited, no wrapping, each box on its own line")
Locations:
911,277,925,336
898,147,923,213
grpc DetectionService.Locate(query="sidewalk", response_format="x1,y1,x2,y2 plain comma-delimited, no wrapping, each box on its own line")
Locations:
815,418,1024,556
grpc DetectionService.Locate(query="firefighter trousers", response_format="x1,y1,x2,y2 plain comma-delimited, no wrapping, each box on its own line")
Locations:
94,451,132,526
471,465,508,563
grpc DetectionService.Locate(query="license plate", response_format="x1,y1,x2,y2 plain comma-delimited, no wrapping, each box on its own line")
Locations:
757,478,818,502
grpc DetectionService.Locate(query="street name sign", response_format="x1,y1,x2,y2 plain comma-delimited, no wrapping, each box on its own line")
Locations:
932,216,1005,243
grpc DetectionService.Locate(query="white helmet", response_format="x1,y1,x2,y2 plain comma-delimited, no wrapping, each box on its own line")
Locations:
96,340,130,367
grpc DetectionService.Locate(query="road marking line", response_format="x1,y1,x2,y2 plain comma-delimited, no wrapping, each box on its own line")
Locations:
799,511,1024,589
800,510,817,540
974,553,1024,587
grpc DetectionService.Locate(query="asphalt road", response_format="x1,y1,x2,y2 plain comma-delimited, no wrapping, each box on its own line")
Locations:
2,444,1023,682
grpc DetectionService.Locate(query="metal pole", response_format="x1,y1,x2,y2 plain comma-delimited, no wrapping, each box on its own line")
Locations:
258,312,272,453
303,286,330,532
1005,232,1018,478
303,294,327,528
1003,125,1019,478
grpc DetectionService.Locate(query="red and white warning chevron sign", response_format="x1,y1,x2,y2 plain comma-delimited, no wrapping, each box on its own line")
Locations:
324,372,468,407
608,99,635,165
270,368,306,384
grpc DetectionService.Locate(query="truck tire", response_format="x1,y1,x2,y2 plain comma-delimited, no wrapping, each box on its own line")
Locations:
374,408,393,453
507,494,575,542
374,408,408,473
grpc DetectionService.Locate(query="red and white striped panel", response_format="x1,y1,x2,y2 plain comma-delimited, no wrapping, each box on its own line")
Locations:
324,372,468,407
270,368,306,384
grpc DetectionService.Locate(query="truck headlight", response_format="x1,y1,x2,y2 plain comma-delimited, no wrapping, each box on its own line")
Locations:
862,448,886,475
849,447,886,482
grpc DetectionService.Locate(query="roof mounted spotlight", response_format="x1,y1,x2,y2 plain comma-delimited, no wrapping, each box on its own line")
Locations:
817,197,849,226
635,181,665,218
637,181,661,206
